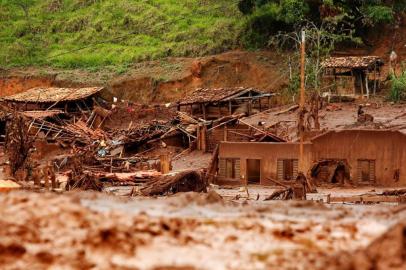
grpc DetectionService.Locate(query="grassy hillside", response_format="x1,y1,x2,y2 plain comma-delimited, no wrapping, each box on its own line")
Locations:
0,0,243,70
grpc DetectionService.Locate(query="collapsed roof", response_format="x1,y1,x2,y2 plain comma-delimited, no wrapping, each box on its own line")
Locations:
2,87,104,103
179,87,272,105
321,56,383,69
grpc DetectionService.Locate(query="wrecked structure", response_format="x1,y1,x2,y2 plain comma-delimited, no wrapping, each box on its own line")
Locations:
218,129,406,187
2,86,104,112
321,56,384,97
177,87,274,120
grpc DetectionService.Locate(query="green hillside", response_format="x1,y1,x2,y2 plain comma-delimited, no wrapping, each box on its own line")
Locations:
0,0,243,70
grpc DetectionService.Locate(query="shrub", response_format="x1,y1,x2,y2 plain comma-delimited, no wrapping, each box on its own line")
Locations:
389,71,406,102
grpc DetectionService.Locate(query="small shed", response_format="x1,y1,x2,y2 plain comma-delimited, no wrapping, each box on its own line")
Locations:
321,56,384,97
177,87,274,120
1,86,104,112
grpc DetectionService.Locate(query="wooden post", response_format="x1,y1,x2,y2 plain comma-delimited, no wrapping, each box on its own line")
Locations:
365,71,369,99
228,101,232,115
160,154,170,174
299,30,306,174
300,33,305,108
373,64,377,95
268,96,271,109
202,103,207,119
248,99,252,116
259,98,262,112
196,124,201,150
201,125,207,152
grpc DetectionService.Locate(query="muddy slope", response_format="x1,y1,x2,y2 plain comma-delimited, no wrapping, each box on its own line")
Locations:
0,50,287,103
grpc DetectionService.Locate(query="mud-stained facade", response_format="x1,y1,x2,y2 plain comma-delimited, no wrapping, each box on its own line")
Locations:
218,130,406,187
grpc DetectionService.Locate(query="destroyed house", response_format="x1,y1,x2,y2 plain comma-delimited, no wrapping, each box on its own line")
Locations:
1,86,104,112
217,129,406,187
203,118,285,152
177,87,274,120
322,56,383,97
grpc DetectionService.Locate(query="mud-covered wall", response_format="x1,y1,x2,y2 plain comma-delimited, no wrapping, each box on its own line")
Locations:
311,130,406,187
219,130,406,187
218,142,312,185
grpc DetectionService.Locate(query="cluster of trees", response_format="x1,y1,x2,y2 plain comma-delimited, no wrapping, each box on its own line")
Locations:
237,0,405,97
238,0,405,48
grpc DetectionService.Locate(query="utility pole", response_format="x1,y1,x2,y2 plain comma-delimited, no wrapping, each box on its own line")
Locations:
300,30,306,109
299,30,305,173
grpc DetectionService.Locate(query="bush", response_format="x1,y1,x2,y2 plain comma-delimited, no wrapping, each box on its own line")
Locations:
389,71,406,102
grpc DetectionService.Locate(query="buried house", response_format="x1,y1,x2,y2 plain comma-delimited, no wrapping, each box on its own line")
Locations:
321,56,384,97
177,87,274,120
217,129,406,187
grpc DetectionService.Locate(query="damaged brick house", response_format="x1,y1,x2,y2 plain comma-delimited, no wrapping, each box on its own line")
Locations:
177,87,274,120
322,56,384,97
217,129,406,187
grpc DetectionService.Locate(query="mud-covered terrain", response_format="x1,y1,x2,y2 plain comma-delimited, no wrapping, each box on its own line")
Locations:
0,191,405,270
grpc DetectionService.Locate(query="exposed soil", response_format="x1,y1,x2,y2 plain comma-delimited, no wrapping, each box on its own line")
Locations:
0,50,287,104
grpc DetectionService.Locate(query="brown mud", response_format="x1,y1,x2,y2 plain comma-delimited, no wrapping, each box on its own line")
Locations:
0,191,404,270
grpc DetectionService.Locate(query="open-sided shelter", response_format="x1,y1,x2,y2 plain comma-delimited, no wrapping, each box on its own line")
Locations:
321,56,384,97
177,87,274,120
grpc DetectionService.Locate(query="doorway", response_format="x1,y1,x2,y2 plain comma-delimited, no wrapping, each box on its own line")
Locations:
247,159,261,184
0,120,5,142
310,159,350,185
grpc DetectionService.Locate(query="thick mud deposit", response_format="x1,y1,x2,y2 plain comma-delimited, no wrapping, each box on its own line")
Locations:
0,191,405,270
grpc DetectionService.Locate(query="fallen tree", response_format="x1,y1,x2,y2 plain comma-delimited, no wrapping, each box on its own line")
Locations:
141,170,207,196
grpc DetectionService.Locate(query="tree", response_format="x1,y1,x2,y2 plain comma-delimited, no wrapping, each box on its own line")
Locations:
269,18,360,93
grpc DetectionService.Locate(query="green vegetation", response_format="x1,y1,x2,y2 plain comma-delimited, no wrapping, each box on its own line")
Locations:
0,0,404,72
389,70,406,102
238,0,405,49
237,0,405,95
0,0,243,70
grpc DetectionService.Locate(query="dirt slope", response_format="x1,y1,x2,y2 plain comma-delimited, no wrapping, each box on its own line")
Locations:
0,50,287,103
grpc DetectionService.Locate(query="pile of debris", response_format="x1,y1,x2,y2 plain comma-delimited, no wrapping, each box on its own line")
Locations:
0,87,220,195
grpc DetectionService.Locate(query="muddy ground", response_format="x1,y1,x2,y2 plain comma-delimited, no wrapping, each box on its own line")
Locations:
0,191,405,270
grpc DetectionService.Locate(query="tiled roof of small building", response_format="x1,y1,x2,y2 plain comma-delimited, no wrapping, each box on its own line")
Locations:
2,87,103,103
321,56,383,69
179,87,266,105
